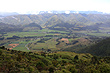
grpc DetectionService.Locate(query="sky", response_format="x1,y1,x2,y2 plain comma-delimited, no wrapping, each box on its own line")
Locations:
0,0,110,14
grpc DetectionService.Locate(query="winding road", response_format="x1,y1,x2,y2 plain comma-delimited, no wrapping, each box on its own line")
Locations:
25,38,41,50
25,43,30,50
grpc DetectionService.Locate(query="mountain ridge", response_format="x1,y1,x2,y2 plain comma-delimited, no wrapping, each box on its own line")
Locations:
0,13,110,26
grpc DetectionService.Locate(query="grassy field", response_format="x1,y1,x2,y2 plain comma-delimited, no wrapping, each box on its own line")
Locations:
1,28,110,52
1,29,70,52
29,38,58,51
3,29,68,38
4,39,35,52
3,32,45,38
68,38,79,42
13,44,30,52
38,29,69,33
86,33,110,37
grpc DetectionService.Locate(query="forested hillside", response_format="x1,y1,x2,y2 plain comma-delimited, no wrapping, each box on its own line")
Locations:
79,37,110,56
1,46,110,73
0,22,42,32
0,22,23,32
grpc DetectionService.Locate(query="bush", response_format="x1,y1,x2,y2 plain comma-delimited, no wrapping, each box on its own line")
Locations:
61,69,71,73
0,50,2,55
36,61,46,71
48,66,55,73
74,55,79,60
66,65,77,73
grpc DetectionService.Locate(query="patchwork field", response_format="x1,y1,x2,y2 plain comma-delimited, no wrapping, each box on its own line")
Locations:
0,28,109,52
29,38,58,51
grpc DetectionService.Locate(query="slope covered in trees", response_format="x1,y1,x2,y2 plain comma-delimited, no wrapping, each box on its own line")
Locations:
23,23,42,31
0,46,110,73
0,22,23,32
79,37,110,56
0,22,42,32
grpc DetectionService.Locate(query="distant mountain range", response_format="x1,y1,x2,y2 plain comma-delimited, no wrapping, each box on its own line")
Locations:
38,10,105,14
0,13,110,33
0,11,109,17
1,13,110,26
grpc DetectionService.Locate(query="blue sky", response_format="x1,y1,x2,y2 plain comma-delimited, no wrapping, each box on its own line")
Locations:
0,0,110,14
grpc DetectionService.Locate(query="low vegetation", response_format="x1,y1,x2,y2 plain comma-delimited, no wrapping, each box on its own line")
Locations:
1,46,110,73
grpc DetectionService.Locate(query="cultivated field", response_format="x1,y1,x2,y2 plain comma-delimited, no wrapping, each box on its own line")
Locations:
0,28,109,52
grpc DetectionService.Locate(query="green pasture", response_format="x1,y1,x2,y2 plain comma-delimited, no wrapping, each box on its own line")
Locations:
7,40,35,52
99,29,110,33
13,44,30,52
29,38,58,51
2,28,110,52
3,32,46,38
86,33,110,37
3,29,68,38
68,37,81,42
68,39,73,42
38,29,69,33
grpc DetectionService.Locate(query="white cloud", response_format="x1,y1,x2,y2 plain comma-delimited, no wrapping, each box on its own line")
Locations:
0,0,110,13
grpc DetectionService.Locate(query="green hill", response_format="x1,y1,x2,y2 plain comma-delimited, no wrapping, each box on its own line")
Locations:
0,22,42,32
23,23,42,31
0,22,23,32
1,46,110,73
48,22,74,31
79,38,110,56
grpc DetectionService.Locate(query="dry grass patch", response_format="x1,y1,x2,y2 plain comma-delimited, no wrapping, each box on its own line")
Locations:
61,38,69,43
8,44,19,49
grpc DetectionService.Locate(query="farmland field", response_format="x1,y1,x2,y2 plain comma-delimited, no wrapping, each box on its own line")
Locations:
86,33,110,37
0,28,109,52
13,44,29,52
29,38,58,51
2,29,68,38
